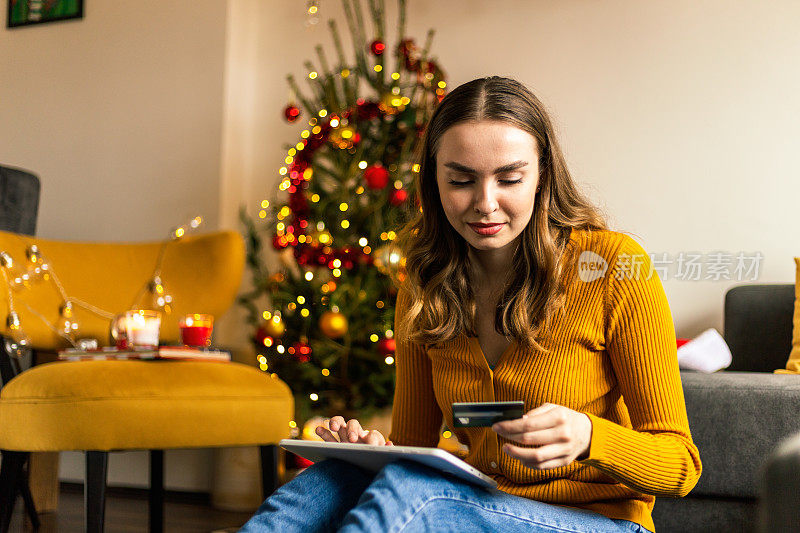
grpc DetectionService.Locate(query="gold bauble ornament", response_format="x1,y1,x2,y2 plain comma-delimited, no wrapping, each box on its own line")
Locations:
263,316,286,338
319,310,348,338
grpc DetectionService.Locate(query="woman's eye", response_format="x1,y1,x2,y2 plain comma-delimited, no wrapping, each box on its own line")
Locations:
500,179,522,185
448,180,472,186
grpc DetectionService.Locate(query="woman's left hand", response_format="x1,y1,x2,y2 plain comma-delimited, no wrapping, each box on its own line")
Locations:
492,403,593,470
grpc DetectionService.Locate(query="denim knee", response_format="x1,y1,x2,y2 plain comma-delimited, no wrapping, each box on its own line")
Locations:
313,457,364,475
372,459,471,501
239,457,375,533
379,459,447,483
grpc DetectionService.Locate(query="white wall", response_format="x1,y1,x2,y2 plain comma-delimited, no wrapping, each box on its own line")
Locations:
0,0,228,491
224,0,800,341
0,0,226,241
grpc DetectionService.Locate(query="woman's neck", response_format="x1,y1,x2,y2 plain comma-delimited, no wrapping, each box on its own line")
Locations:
467,241,517,292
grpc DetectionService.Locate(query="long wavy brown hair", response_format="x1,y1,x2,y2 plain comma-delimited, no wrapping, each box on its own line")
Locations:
392,76,608,352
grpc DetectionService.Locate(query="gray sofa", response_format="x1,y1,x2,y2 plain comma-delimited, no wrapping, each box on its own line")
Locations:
652,284,800,533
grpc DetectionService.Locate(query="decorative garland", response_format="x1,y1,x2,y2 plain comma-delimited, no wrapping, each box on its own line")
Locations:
1,216,203,357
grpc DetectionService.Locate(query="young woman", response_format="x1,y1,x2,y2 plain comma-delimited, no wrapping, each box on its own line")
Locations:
240,76,701,533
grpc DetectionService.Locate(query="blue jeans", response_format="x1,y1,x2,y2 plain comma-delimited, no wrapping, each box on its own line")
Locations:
239,458,653,532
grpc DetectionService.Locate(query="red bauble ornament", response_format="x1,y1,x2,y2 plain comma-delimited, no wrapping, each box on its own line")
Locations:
369,39,386,56
291,342,312,363
356,100,381,120
284,104,301,123
254,326,269,346
378,338,396,356
364,164,390,189
389,189,408,206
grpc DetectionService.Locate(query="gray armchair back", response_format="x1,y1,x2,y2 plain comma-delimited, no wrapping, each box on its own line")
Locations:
0,164,40,236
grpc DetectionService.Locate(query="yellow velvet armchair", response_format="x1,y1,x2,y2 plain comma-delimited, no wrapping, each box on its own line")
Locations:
0,230,294,533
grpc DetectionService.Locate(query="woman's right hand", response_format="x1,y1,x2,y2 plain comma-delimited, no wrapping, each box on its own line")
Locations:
315,415,394,446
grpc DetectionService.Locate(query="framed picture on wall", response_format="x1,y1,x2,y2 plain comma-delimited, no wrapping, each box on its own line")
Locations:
7,0,83,28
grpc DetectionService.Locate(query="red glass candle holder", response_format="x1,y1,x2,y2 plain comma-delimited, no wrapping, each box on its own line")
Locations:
179,314,214,347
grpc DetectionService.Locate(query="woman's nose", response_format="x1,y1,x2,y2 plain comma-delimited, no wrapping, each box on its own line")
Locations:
473,186,498,215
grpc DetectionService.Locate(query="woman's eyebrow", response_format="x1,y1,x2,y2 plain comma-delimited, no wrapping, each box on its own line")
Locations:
443,160,528,174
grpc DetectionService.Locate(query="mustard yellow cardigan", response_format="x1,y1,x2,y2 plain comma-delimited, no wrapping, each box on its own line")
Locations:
389,228,702,533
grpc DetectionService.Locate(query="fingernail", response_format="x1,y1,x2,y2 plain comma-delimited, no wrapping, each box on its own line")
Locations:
349,432,357,441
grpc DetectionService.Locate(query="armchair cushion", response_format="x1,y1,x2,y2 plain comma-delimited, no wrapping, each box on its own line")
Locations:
0,360,294,451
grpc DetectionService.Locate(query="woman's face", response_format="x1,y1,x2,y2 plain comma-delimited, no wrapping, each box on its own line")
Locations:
435,120,540,255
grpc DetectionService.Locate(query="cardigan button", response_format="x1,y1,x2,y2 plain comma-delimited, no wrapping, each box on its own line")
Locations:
490,461,497,468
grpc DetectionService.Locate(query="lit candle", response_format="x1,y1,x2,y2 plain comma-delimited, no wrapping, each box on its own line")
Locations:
124,310,161,348
179,313,214,347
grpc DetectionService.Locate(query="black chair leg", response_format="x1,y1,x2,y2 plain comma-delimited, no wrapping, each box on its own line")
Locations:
17,470,40,530
85,451,108,533
0,450,26,533
259,445,280,500
149,450,164,533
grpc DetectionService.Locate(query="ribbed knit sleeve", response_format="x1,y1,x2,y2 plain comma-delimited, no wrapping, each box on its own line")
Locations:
388,288,443,447
579,235,703,497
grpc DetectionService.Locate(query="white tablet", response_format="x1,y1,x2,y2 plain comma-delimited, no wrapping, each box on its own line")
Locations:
279,439,497,489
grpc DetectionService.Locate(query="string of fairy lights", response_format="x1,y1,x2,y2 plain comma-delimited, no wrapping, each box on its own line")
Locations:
1,216,203,358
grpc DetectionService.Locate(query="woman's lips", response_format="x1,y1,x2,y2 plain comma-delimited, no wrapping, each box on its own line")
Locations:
468,223,505,236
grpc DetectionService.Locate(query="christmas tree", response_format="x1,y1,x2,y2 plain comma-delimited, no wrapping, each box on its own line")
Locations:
239,0,447,431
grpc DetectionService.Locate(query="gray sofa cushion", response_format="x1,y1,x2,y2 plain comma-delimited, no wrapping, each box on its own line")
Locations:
0,164,40,236
681,370,800,498
652,497,755,533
